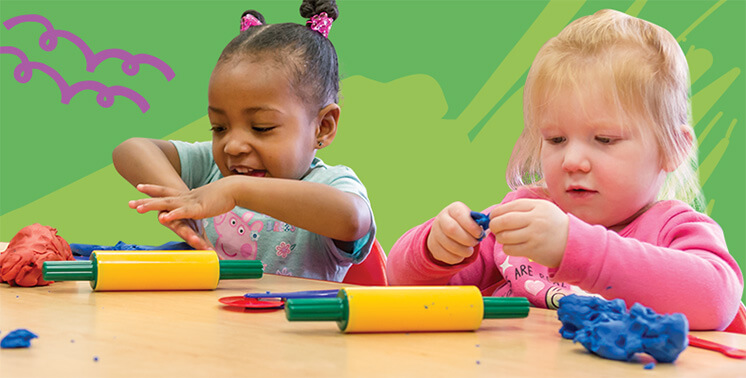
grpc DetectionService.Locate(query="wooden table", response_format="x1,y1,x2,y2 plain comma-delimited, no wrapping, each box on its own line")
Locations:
1,246,745,377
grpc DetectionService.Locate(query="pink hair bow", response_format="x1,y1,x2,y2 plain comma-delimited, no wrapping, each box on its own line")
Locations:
307,12,333,38
240,14,263,32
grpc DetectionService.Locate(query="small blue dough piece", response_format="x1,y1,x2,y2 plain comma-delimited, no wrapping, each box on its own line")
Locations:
470,211,490,241
1,329,38,348
557,295,688,363
470,211,490,230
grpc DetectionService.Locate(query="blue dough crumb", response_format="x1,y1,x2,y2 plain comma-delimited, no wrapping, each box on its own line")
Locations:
1,329,38,348
557,295,688,363
470,211,490,241
93,356,99,362
644,362,656,369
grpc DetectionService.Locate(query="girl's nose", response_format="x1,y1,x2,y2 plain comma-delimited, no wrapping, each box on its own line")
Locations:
561,145,591,173
223,130,252,156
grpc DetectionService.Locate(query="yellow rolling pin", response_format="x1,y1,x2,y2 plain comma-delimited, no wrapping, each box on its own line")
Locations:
285,286,529,333
42,250,263,291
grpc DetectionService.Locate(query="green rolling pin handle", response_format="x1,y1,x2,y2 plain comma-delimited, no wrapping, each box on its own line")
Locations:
219,260,264,279
43,260,95,281
284,296,530,322
483,297,530,319
43,259,264,281
285,297,347,322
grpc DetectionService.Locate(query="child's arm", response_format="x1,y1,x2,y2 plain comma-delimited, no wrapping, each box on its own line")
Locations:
387,202,503,289
130,175,371,242
112,138,187,190
112,138,213,250
553,209,742,330
488,198,742,329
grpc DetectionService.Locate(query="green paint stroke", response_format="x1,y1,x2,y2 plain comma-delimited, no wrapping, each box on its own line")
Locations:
457,0,584,136
697,111,723,146
464,0,651,142
677,0,726,43
698,118,737,186
686,46,713,86
625,0,647,17
691,68,740,126
468,71,527,142
705,198,715,217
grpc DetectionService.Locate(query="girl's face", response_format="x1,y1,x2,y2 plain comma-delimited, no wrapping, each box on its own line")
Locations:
208,59,319,180
537,83,667,231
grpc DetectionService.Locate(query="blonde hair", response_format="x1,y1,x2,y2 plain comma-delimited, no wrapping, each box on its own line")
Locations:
508,9,704,211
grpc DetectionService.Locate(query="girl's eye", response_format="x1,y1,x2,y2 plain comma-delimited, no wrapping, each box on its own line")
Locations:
252,126,276,133
545,137,565,144
210,126,226,133
596,136,614,144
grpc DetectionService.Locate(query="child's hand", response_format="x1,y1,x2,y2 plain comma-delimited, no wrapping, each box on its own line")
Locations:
130,181,237,223
427,202,484,265
128,181,237,250
489,199,569,268
159,214,215,251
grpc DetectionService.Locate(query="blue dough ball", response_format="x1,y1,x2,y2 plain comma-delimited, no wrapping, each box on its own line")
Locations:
557,294,688,363
1,329,38,348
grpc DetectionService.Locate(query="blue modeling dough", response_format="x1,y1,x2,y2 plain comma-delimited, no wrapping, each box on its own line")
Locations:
557,294,688,363
1,329,38,348
70,241,192,259
470,211,490,241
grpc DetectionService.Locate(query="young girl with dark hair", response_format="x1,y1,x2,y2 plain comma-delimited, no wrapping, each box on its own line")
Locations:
114,0,376,281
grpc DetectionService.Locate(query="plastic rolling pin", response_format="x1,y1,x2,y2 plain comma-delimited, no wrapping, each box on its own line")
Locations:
43,250,262,291
285,286,529,333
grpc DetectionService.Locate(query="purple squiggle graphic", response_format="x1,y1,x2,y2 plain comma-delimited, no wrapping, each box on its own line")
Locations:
4,14,175,81
1,46,150,112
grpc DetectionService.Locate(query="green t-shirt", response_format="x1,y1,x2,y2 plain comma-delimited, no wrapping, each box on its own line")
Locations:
171,140,376,282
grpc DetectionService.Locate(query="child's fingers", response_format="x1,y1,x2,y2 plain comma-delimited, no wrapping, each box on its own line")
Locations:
432,229,476,257
429,237,473,265
128,199,142,209
437,214,481,247
166,219,210,250
445,204,484,240
493,227,532,247
158,205,203,223
489,210,533,234
186,235,214,251
134,197,182,214
136,184,182,198
489,199,542,218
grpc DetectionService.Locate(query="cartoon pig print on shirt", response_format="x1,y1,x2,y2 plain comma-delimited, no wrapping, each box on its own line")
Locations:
213,211,264,259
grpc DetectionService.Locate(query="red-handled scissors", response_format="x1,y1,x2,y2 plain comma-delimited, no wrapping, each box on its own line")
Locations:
219,289,340,309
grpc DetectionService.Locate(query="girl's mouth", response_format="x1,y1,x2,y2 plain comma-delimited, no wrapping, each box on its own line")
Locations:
566,187,597,199
231,167,267,177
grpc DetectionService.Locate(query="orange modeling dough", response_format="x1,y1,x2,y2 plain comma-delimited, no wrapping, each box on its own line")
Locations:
0,223,74,287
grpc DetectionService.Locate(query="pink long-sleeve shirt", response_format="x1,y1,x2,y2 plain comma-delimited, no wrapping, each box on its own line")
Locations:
387,187,743,330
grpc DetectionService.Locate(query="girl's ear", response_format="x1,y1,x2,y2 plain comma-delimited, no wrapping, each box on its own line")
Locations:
315,103,340,149
664,124,694,172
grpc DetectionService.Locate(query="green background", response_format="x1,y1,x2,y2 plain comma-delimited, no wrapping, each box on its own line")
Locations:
1,0,744,300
